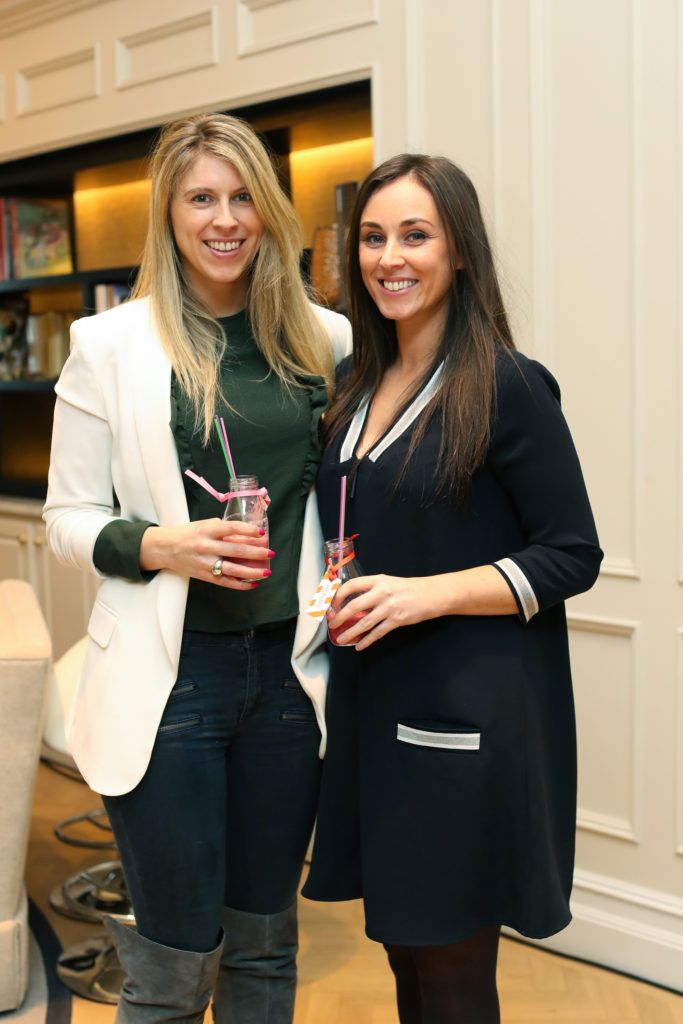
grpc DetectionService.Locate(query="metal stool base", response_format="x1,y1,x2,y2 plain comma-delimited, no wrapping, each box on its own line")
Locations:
54,807,116,850
57,933,124,1003
49,860,134,924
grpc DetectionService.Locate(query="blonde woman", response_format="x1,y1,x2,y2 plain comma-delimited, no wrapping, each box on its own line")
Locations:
44,113,351,1024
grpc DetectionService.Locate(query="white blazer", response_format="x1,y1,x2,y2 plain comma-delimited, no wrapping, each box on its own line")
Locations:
43,296,352,796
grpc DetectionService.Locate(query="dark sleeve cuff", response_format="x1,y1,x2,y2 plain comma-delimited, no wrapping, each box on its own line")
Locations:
93,520,159,582
492,558,539,623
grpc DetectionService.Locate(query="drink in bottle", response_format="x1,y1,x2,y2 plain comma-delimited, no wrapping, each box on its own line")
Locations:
223,474,269,570
323,537,367,647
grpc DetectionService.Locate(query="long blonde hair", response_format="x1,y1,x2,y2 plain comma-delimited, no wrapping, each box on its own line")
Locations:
132,112,334,440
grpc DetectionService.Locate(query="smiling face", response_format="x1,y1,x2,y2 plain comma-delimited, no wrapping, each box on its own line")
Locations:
170,152,264,316
358,174,458,341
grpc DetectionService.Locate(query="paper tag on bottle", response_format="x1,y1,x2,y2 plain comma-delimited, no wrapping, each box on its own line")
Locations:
307,572,341,618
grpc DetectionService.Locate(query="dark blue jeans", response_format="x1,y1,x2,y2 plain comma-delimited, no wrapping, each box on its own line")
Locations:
103,621,322,953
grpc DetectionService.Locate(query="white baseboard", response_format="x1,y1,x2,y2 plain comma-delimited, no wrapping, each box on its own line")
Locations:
503,869,683,992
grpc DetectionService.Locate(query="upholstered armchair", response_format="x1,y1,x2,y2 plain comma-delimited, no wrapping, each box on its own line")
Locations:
0,579,50,1011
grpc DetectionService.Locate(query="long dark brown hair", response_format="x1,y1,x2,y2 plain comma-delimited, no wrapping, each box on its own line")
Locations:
324,153,515,503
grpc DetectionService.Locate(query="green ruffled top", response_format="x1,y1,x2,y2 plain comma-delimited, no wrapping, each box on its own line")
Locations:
93,308,328,631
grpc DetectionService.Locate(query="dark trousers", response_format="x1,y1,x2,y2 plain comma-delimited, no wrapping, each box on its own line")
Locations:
103,621,322,953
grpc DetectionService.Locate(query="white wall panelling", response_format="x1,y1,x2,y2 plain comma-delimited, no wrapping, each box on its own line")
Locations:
115,9,219,91
678,630,683,856
403,0,425,153
0,0,113,39
528,0,552,367
679,0,683,587
236,0,378,57
489,0,502,231
569,615,639,844
534,0,640,580
523,868,683,994
16,45,100,116
0,0,405,164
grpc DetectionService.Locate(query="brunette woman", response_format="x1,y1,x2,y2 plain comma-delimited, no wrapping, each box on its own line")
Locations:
303,155,602,1023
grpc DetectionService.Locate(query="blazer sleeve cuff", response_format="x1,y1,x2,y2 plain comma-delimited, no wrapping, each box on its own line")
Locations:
93,520,159,582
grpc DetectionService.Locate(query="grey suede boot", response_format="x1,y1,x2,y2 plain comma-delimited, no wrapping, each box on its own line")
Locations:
212,903,298,1024
104,916,223,1023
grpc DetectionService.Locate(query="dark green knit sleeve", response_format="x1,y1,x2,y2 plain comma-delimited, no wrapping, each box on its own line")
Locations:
93,520,159,582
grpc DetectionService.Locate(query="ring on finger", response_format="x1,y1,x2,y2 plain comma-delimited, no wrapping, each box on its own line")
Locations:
210,557,223,577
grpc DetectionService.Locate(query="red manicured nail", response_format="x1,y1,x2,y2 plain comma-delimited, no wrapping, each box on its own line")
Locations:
258,528,266,535
263,569,272,577
251,582,260,589
267,550,276,557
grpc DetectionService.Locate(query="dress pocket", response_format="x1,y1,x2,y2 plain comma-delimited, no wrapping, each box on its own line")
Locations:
397,721,481,752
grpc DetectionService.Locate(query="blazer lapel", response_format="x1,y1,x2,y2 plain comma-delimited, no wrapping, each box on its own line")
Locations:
132,301,189,527
131,300,190,669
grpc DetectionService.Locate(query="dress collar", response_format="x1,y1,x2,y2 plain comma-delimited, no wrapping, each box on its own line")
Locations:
339,362,444,464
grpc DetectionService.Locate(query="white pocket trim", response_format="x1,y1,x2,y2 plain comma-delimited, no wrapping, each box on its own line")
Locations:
397,723,481,751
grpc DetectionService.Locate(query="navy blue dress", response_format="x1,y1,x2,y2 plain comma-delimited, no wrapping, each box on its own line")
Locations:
302,349,602,946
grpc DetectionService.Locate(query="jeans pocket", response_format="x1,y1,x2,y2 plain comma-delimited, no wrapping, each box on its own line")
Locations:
168,681,198,700
280,709,318,725
157,714,202,736
282,678,304,691
280,676,318,725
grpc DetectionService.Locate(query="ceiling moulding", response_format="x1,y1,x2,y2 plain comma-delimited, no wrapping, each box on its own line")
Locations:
0,0,113,39
240,0,290,8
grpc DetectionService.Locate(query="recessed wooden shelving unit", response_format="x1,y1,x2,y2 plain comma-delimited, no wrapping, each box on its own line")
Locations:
0,80,372,499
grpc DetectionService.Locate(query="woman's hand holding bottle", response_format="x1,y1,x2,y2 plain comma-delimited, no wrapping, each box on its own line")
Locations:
327,574,437,649
140,518,273,589
327,566,517,649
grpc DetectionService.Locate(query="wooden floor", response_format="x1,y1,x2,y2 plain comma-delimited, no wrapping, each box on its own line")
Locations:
27,762,683,1024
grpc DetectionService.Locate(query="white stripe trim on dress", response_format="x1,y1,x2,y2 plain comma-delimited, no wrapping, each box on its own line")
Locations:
494,557,539,622
340,398,369,463
397,723,481,751
338,363,444,465
369,363,444,462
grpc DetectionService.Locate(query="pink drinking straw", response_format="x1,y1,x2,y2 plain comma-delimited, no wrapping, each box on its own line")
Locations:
338,475,347,554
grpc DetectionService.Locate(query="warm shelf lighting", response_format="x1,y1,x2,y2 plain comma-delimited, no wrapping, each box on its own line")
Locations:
289,137,374,245
73,178,151,271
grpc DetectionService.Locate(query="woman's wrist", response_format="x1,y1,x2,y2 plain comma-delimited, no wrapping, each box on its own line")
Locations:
432,565,518,617
424,573,464,618
139,525,170,572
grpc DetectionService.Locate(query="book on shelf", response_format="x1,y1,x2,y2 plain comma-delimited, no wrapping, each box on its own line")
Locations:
6,196,73,279
25,310,75,378
0,199,5,280
94,281,131,314
0,198,11,281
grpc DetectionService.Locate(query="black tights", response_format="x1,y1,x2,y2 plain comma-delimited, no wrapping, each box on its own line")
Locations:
384,925,501,1024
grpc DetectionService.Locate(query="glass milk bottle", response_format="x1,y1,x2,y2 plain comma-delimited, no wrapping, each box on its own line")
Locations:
223,475,269,569
323,537,367,647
